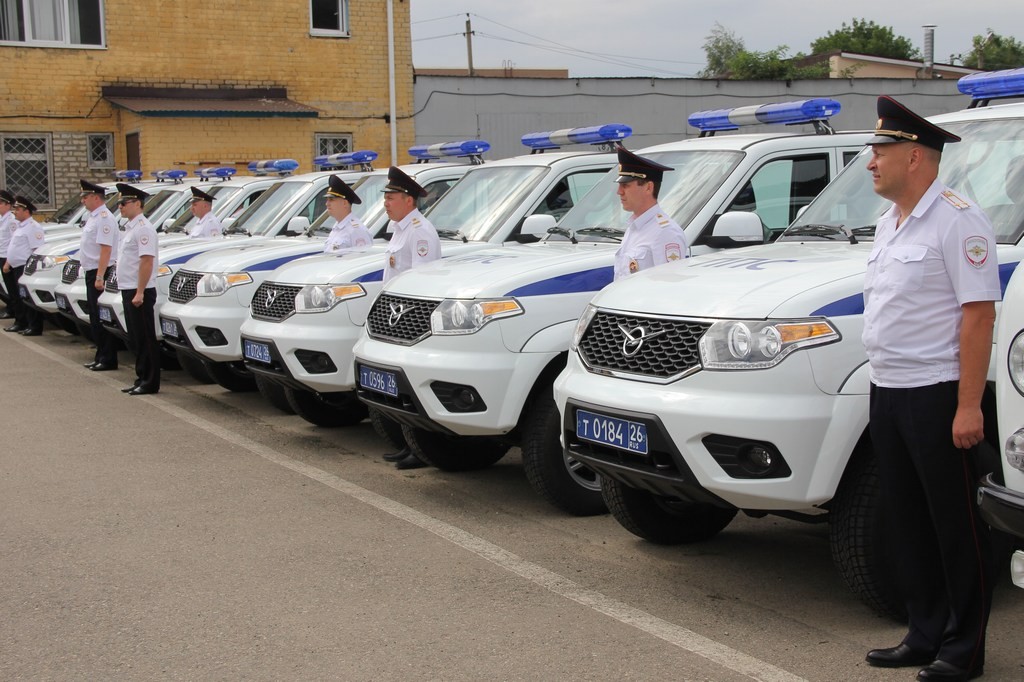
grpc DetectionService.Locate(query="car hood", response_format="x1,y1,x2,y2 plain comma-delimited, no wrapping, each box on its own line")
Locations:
176,236,329,273
259,246,391,285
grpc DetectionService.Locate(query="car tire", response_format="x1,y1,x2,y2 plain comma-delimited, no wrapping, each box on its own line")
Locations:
369,407,407,452
402,425,509,472
521,393,606,516
286,388,367,427
205,360,256,392
602,476,737,545
177,351,216,384
254,374,295,414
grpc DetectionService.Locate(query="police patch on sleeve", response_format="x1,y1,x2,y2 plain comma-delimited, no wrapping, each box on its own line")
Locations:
141,236,149,245
416,240,428,257
964,236,989,268
102,226,110,234
665,243,682,261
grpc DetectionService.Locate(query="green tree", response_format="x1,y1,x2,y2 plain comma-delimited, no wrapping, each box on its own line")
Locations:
699,23,745,78
810,19,920,60
727,47,828,80
962,30,1024,70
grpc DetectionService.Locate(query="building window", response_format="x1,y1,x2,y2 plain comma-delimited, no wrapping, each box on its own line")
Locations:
309,0,348,37
0,0,104,47
314,133,352,170
1,134,53,208
87,133,113,169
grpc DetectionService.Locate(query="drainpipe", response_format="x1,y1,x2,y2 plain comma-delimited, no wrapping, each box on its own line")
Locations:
387,0,398,163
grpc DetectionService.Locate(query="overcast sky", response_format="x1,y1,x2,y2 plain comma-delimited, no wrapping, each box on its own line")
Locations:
410,2,1022,77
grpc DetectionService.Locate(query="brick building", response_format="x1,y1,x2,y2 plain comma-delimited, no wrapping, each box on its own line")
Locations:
0,0,414,212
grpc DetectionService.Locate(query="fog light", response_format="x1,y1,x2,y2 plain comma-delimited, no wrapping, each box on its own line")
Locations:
295,349,337,374
453,388,477,410
195,326,227,347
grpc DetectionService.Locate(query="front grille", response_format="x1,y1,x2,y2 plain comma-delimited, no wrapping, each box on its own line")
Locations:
61,259,81,284
366,294,441,345
168,270,202,303
250,281,302,321
578,311,711,380
104,268,119,293
23,255,40,276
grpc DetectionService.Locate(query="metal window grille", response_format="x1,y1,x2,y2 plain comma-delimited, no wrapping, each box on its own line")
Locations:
314,134,352,171
1,134,52,208
87,133,113,169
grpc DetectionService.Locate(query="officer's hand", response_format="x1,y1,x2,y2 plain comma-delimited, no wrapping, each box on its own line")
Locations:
132,292,143,307
952,405,985,450
94,279,104,291
2,263,8,273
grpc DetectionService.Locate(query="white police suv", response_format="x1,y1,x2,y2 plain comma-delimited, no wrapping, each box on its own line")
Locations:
553,68,1024,612
353,104,871,516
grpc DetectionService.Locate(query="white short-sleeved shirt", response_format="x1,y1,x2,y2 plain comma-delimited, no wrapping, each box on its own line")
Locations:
189,212,223,239
863,179,1001,388
383,208,441,283
117,214,159,290
613,203,688,280
78,205,119,270
324,213,372,254
6,218,46,268
0,210,16,258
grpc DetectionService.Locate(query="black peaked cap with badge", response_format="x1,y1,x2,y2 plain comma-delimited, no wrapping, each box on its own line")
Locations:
324,174,362,204
0,189,14,204
13,195,37,213
115,182,150,204
867,96,961,151
615,147,675,184
383,166,426,197
190,186,216,203
80,179,106,196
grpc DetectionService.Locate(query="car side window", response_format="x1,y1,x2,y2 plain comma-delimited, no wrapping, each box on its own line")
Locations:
726,155,829,233
532,170,608,221
417,179,457,213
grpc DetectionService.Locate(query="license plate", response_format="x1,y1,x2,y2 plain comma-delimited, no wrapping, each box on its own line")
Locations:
98,306,113,323
160,318,179,338
359,365,399,397
243,339,272,364
19,284,28,299
56,295,70,311
576,409,648,455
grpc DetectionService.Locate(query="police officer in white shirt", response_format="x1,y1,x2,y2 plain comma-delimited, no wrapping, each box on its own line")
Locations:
612,147,687,280
188,186,223,239
382,166,440,284
115,183,161,395
322,175,371,254
861,97,999,682
78,180,120,371
0,189,16,318
2,195,46,335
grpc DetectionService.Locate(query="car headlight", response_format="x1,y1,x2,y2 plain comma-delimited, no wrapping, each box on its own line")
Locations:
39,255,71,270
156,265,173,278
570,303,598,352
431,298,524,335
196,272,252,297
698,318,840,370
294,283,366,313
1005,427,1024,473
1008,330,1024,396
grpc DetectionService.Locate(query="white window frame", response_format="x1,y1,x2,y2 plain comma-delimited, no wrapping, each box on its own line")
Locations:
309,0,349,38
0,133,55,210
0,0,105,48
87,133,114,169
314,133,353,171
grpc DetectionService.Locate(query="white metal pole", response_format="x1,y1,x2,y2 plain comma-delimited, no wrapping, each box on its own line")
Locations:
386,0,398,163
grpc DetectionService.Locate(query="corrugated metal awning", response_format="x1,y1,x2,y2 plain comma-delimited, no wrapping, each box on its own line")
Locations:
102,86,319,118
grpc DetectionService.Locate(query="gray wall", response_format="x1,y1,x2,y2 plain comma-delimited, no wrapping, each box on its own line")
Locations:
411,76,970,160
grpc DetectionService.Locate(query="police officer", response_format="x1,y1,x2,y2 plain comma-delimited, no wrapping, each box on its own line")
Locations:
613,146,687,280
115,183,161,395
861,97,998,682
0,189,15,318
78,180,120,371
188,186,223,239
378,166,441,469
322,175,372,254
2,195,45,335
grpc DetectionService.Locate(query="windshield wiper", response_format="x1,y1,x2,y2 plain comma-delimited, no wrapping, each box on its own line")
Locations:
546,226,577,244
437,229,468,243
782,224,846,241
225,225,251,236
573,226,625,242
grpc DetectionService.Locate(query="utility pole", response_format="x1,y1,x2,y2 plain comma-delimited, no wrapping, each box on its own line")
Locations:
464,14,475,76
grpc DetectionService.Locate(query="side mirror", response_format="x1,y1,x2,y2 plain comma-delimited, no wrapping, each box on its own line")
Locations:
221,216,236,230
704,212,766,249
521,214,557,238
284,215,310,237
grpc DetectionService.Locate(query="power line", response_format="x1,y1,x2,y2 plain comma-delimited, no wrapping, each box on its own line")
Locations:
474,33,695,76
411,13,465,25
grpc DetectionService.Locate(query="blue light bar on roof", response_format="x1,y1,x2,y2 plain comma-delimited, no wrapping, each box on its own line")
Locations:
314,150,379,167
195,166,238,179
521,124,632,150
114,170,143,181
958,67,1024,99
247,159,300,175
408,140,491,160
688,99,842,132
152,169,188,181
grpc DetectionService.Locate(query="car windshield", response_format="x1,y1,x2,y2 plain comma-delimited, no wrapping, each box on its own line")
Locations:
308,173,385,237
227,180,309,236
556,150,744,242
425,165,548,242
49,194,85,224
141,190,177,219
164,184,239,233
784,117,1024,245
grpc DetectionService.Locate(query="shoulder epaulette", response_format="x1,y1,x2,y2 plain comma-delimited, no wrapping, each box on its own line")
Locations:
940,190,971,210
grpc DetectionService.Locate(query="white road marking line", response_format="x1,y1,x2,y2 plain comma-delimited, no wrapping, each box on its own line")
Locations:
23,337,807,682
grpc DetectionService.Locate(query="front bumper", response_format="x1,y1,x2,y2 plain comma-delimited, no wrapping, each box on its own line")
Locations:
19,269,63,314
977,473,1024,540
160,292,251,363
53,279,90,325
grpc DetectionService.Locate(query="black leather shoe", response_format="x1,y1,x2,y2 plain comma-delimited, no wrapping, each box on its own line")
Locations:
89,362,118,372
382,447,411,462
84,361,98,369
917,660,983,681
20,328,42,336
394,453,427,470
0,310,13,319
121,384,140,393
4,324,25,333
866,644,936,668
128,386,158,396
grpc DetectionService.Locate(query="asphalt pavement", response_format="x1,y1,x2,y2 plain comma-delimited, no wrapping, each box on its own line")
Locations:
1,326,1022,681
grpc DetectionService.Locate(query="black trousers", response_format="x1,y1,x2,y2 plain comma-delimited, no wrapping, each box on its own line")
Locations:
3,264,40,331
869,381,993,671
121,288,159,391
86,268,118,366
